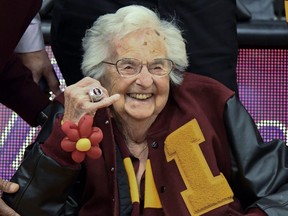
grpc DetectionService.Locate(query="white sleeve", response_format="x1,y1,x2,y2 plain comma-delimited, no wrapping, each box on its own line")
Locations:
14,13,45,53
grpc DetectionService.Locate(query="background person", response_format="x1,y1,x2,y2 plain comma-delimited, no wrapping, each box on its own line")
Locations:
0,0,57,215
0,0,52,126
15,13,61,96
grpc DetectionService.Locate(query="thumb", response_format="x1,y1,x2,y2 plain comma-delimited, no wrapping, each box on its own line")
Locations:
0,179,19,193
44,68,61,96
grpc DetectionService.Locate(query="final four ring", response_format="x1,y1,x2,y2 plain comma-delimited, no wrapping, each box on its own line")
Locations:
89,87,104,102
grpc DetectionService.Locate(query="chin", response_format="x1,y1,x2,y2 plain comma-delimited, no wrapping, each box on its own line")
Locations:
127,110,155,120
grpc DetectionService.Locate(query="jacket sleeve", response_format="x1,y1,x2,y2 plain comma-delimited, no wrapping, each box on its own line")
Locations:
2,100,81,216
0,0,50,127
224,95,288,214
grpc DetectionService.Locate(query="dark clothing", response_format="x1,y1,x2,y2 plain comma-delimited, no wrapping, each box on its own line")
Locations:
0,0,51,126
51,0,238,93
4,73,288,215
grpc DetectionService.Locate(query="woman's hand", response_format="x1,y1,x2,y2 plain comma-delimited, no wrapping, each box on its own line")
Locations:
63,77,120,124
0,178,20,216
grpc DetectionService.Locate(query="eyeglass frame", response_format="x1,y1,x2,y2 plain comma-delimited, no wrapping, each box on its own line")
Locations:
102,58,175,78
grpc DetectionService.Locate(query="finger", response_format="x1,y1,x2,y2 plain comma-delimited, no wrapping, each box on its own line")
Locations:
74,94,120,121
73,77,101,88
44,68,61,96
67,80,108,104
0,198,20,216
91,93,120,109
0,179,19,193
32,71,42,84
64,78,101,100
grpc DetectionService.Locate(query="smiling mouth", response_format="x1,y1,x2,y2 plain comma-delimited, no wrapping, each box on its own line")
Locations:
128,93,153,100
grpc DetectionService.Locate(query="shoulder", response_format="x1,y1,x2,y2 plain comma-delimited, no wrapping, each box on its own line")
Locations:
173,72,235,100
171,72,235,113
182,72,234,94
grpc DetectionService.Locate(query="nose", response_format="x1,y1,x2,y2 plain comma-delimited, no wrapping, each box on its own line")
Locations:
135,65,153,87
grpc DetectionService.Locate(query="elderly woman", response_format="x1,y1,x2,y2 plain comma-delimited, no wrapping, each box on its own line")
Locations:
3,5,288,216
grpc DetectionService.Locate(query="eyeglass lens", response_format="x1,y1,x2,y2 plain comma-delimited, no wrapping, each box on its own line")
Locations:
116,58,173,76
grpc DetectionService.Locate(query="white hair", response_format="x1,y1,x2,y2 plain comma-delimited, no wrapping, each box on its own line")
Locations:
81,5,188,85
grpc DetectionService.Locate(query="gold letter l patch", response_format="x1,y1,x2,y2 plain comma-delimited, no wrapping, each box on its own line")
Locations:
165,119,234,215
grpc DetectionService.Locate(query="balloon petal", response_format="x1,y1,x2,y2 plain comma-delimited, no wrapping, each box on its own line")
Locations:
61,121,80,141
61,138,76,152
89,128,103,145
86,146,102,159
61,121,77,132
78,115,93,138
71,151,86,163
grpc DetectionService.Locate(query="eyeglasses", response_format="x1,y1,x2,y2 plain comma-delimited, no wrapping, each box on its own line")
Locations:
102,58,174,77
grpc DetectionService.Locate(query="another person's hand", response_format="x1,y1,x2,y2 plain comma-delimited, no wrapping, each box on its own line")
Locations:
0,178,20,216
16,49,61,96
63,77,120,124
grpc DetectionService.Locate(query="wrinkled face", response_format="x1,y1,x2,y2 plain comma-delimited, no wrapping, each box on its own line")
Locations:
101,28,170,123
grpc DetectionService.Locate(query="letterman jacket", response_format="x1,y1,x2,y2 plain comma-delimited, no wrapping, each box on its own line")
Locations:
3,73,288,215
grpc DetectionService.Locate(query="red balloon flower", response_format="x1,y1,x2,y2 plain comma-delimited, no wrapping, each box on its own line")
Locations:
61,114,103,163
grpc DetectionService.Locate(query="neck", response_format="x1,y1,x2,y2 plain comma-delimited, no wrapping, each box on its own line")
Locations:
113,113,157,144
127,140,148,159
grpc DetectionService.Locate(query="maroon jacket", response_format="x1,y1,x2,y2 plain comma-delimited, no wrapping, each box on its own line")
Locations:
0,0,51,126
5,73,288,215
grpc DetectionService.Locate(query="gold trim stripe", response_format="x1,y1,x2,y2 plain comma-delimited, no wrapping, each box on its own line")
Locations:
123,157,140,203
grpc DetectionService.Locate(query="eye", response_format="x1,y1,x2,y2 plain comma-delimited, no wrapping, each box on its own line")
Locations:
149,62,165,75
122,64,136,70
117,59,139,75
151,64,164,70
